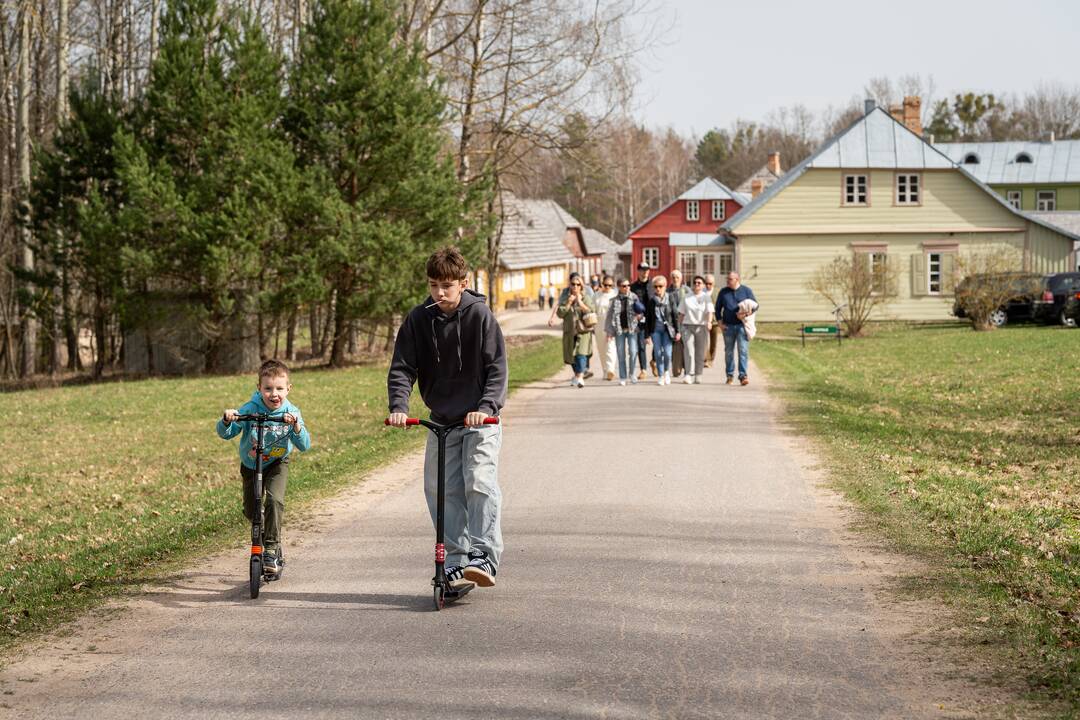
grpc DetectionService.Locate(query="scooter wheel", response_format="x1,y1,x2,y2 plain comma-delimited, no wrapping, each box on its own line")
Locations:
433,586,444,611
249,557,262,599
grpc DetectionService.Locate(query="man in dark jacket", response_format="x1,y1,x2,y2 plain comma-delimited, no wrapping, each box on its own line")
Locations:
388,247,507,590
715,271,758,386
629,263,655,379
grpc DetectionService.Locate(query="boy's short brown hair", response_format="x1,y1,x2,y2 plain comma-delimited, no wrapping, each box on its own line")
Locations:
258,359,290,382
426,246,469,281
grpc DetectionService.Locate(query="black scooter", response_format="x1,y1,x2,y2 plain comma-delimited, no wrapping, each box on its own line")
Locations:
385,415,500,610
233,413,294,599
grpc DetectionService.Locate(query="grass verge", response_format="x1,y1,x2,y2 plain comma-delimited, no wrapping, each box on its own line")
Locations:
0,335,563,655
753,324,1079,710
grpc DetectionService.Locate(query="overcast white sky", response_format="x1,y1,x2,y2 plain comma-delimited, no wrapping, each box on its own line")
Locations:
632,0,1080,137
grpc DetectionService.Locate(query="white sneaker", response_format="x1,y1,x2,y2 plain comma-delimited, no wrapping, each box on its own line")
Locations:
683,375,693,384
663,372,671,385
657,376,665,386
630,376,638,384
577,377,586,388
694,375,701,384
619,380,626,386
569,378,577,387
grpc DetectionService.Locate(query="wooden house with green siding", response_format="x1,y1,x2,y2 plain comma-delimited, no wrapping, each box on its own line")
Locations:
719,101,1079,322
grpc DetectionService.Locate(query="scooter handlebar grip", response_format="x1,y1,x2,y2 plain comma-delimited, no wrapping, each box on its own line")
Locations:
483,417,500,425
384,418,421,426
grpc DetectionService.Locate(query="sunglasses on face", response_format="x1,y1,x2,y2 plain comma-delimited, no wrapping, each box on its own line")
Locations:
603,283,613,288
571,282,583,287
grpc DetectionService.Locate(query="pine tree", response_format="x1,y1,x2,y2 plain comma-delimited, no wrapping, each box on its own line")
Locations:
120,0,300,371
287,0,466,367
27,71,128,376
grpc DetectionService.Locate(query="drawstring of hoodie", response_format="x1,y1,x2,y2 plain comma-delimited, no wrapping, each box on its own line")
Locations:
430,314,464,373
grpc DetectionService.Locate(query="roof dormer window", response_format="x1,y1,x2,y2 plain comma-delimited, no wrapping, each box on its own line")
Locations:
963,153,980,165
1015,152,1033,163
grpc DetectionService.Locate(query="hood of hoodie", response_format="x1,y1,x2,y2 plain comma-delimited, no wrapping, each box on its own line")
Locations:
424,289,487,373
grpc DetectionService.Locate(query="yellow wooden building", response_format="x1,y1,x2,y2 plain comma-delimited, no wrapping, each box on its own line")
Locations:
720,101,1079,322
488,193,578,310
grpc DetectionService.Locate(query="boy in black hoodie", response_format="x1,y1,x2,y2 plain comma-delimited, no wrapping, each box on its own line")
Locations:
387,247,508,589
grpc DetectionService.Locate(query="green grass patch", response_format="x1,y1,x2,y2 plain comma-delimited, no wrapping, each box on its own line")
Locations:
754,325,1079,708
0,336,562,654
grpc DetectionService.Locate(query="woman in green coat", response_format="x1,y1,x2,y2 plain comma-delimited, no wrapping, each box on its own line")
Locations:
556,275,596,388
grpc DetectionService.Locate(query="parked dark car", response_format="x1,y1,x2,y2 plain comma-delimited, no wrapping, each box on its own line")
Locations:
951,272,1044,327
1062,287,1080,328
1033,272,1080,327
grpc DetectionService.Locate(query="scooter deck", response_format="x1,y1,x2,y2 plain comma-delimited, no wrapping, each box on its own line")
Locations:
440,582,475,603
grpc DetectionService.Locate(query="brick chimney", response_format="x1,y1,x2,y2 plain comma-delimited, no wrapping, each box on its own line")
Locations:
767,152,782,176
902,96,922,135
751,178,764,198
889,103,903,124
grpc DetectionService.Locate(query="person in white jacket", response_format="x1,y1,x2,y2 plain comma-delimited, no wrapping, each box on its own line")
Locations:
592,276,618,381
678,275,714,384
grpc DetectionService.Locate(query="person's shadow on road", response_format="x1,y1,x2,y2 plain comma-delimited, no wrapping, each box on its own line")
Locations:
139,572,439,613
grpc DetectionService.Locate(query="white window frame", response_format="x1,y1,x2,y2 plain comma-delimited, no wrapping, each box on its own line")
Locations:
678,251,698,278
927,252,942,295
512,271,526,290
1006,190,1022,210
868,251,887,295
702,253,716,277
550,267,565,285
1036,190,1056,211
501,273,512,292
685,200,699,221
843,174,868,206
717,254,734,275
642,247,659,269
896,173,921,205
711,200,724,221
540,269,550,285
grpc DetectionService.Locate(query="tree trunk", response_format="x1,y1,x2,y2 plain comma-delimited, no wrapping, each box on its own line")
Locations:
308,304,320,356
328,289,350,367
149,0,160,63
16,1,36,377
285,308,297,361
318,291,335,358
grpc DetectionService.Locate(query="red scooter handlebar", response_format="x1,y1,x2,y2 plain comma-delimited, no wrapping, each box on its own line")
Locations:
384,417,500,426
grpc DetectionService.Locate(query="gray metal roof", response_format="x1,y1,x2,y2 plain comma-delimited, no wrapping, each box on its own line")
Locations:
668,233,733,247
808,108,954,169
497,193,577,270
936,140,1080,185
678,177,744,201
721,106,1080,244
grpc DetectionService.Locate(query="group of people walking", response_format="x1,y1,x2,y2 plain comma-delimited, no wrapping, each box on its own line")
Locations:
547,264,758,388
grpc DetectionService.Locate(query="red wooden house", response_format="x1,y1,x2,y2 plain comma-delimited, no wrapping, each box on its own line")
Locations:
627,178,748,280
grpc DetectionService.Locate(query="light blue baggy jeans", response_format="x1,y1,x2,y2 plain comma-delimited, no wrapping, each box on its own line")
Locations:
614,331,638,380
423,423,503,571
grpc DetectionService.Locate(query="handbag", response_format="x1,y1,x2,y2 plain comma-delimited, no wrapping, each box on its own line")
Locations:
576,309,599,333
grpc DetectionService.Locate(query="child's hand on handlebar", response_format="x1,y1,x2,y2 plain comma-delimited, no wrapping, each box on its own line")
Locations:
387,412,410,428
464,411,489,427
223,409,239,424
282,412,301,432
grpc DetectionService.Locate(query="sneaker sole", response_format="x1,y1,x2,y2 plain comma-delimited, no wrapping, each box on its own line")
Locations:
462,567,496,587
448,578,476,591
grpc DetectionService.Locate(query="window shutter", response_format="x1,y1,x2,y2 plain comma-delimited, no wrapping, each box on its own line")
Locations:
910,254,927,297
940,253,957,295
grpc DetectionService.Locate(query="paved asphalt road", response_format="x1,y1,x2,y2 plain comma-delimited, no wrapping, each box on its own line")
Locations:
0,313,959,719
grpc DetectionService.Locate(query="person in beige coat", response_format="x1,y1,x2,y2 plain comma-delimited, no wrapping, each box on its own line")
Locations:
592,276,618,381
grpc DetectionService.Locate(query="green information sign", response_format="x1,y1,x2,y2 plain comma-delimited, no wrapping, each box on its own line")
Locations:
800,323,843,347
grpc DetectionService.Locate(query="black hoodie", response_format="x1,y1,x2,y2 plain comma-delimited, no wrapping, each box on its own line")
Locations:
387,289,507,424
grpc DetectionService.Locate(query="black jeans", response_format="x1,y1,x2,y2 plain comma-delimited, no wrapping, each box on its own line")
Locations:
241,457,289,553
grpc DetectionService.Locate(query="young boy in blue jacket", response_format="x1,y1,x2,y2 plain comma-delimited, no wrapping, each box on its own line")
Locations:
217,359,311,574
387,247,507,590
